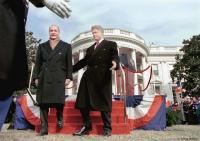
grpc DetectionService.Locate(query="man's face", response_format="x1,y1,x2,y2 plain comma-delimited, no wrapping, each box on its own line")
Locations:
49,26,60,40
92,29,103,42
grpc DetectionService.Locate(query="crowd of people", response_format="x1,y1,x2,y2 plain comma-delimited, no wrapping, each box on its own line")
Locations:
182,96,200,124
171,96,200,125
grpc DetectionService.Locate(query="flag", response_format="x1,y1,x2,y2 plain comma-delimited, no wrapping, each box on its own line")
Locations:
126,93,166,130
18,94,40,127
17,93,166,131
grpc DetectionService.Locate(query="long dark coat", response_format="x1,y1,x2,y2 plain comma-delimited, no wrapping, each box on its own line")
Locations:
73,40,120,112
33,40,73,105
0,0,43,93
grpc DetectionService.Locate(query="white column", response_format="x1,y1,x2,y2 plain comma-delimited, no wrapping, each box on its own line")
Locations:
131,49,139,95
161,62,169,85
142,56,148,95
160,62,164,83
112,71,117,95
161,61,169,94
158,62,162,80
72,56,75,66
76,50,84,93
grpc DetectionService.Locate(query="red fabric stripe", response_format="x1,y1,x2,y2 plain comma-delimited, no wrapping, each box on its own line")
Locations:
128,95,164,129
18,95,40,126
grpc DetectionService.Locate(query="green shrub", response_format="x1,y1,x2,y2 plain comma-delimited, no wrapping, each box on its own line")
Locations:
166,107,182,126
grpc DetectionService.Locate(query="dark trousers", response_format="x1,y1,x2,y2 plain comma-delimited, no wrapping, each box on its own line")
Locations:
0,80,13,130
80,108,112,131
40,104,64,133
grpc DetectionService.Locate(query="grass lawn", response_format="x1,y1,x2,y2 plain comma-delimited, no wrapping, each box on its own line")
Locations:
0,124,200,141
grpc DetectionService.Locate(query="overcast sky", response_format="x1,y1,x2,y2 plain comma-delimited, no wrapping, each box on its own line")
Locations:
26,0,200,46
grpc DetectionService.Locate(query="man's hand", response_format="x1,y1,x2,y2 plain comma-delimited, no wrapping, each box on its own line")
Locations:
65,80,73,89
65,79,71,86
109,61,117,70
43,0,71,19
35,79,38,87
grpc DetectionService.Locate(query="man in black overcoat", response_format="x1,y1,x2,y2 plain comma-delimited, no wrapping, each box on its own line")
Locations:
33,25,72,136
73,25,120,136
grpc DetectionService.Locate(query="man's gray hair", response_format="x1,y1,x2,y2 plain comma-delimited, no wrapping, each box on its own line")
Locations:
91,25,104,33
49,24,60,32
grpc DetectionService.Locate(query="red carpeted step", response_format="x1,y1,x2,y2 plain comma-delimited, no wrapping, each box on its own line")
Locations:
47,123,130,135
64,100,125,108
35,100,130,135
48,114,126,123
49,107,125,116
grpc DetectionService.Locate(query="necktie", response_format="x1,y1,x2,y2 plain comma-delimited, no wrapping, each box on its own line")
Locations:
95,42,99,49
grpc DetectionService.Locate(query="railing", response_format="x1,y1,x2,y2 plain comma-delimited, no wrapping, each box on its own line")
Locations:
116,64,153,123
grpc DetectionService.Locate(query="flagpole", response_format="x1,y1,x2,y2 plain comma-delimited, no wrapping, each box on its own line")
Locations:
27,61,38,106
28,62,34,89
179,80,186,123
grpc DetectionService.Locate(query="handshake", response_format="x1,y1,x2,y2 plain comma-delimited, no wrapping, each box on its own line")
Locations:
42,0,71,19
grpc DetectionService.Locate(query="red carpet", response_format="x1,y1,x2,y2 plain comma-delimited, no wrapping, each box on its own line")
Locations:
36,100,130,135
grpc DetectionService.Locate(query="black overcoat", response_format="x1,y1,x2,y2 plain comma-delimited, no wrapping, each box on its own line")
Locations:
0,0,43,92
33,40,72,105
73,40,119,112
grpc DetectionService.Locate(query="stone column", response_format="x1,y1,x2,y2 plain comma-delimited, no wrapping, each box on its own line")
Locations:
161,61,169,94
112,71,117,95
131,49,139,95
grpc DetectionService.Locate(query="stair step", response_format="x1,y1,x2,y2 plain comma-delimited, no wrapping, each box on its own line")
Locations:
64,100,125,108
49,107,125,115
48,115,126,123
34,101,130,135
47,123,130,134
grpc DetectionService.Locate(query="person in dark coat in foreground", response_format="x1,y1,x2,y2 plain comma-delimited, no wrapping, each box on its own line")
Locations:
0,0,44,131
33,25,73,136
73,25,120,136
0,0,71,131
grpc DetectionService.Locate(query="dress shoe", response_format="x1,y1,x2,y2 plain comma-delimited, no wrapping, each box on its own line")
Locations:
57,120,63,129
103,130,111,136
37,131,48,136
73,126,92,136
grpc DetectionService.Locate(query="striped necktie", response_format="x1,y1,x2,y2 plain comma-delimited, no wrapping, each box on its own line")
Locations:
95,42,99,49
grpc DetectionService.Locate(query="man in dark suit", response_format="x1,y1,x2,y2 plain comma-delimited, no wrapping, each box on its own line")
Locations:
33,25,73,136
73,25,120,136
0,0,71,131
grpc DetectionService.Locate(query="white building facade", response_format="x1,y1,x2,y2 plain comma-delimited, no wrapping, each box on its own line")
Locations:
70,28,181,103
